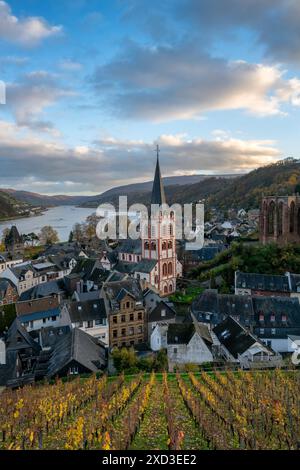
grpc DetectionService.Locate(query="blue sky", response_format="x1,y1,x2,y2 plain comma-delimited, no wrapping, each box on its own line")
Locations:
1,0,300,194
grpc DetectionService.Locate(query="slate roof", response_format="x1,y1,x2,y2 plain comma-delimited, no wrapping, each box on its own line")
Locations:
235,271,290,292
151,156,166,205
213,316,264,358
191,290,300,339
134,259,157,273
67,299,107,323
114,261,138,274
149,301,176,322
46,328,106,377
186,246,224,262
5,318,41,352
167,323,195,345
103,278,143,312
19,279,65,301
5,226,23,245
117,239,142,255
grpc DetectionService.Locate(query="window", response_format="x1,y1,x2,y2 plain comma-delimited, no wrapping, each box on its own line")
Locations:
95,319,101,326
43,318,47,324
113,316,117,324
260,328,264,335
173,348,177,354
259,314,264,322
129,327,134,336
87,320,93,328
121,328,126,336
78,306,82,311
69,366,79,375
137,325,143,334
130,313,134,321
270,314,275,322
113,330,118,338
271,328,276,335
282,314,287,322
161,309,166,317
121,315,126,323
51,316,56,322
126,301,130,309
138,312,142,320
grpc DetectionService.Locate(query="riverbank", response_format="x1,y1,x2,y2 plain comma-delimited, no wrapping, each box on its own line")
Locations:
0,205,93,242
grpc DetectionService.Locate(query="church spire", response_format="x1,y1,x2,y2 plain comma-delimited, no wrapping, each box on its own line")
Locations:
151,145,166,205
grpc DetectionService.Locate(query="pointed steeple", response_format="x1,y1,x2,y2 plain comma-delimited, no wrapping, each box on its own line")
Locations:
151,145,166,205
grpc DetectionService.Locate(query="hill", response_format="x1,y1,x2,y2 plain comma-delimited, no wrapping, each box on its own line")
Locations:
0,190,32,220
3,158,300,212
207,158,300,210
2,189,90,207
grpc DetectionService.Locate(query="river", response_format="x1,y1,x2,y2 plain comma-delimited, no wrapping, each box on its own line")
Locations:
0,206,94,242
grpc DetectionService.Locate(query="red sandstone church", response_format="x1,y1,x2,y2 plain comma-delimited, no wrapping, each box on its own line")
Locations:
117,152,182,296
260,195,300,245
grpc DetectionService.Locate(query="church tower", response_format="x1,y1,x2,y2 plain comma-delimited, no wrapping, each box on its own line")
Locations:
141,146,177,296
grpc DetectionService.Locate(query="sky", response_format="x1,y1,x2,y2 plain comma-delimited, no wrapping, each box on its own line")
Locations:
1,0,300,195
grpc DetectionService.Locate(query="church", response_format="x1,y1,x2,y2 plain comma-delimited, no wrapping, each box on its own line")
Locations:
117,151,182,296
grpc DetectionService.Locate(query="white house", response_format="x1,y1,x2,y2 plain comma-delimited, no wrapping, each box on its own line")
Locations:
0,263,48,294
0,253,23,274
65,299,108,345
167,321,214,371
150,323,168,351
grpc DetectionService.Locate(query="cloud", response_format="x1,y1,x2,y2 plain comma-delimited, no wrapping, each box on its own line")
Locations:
179,0,300,64
0,121,280,194
5,71,73,133
0,1,62,47
59,60,83,71
92,42,300,121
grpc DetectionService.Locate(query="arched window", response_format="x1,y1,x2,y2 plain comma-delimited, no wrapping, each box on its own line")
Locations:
151,241,156,251
168,262,173,275
154,275,159,284
290,201,295,233
170,211,174,219
169,283,173,292
277,202,283,235
122,253,125,260
169,224,173,236
168,240,172,249
164,285,168,294
267,201,275,235
144,241,149,250
162,241,167,250
129,254,132,261
162,263,167,276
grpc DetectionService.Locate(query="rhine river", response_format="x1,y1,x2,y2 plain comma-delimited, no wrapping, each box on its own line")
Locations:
0,206,94,242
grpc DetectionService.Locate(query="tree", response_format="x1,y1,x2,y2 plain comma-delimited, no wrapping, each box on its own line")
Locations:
38,226,59,245
68,231,74,243
1,228,9,245
0,304,16,334
72,223,84,242
112,347,138,373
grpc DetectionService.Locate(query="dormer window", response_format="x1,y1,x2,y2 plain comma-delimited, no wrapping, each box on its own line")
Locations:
259,314,264,322
270,314,275,322
282,314,287,322
161,309,166,317
78,306,82,311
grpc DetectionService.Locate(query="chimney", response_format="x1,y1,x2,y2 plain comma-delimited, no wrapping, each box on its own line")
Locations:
0,338,6,365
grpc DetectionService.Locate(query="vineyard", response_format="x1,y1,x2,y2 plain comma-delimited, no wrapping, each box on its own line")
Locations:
1,370,300,450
